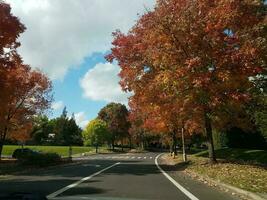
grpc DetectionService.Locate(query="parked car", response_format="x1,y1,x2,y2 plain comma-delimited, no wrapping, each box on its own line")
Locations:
12,148,40,159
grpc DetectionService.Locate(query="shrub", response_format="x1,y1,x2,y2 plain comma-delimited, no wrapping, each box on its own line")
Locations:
225,127,267,150
12,148,38,159
18,152,61,167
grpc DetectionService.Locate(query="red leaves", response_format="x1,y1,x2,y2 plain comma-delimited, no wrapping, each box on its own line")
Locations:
0,2,52,143
107,0,267,139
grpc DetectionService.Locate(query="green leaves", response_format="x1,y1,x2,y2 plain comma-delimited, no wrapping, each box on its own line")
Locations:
82,119,109,147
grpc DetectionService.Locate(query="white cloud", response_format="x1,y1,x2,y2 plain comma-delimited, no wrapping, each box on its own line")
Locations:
51,101,64,110
80,62,131,105
6,0,155,79
74,112,88,129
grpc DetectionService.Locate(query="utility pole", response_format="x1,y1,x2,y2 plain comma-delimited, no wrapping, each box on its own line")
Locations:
181,126,187,162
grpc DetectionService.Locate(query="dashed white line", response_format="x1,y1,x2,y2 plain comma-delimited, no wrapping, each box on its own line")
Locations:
46,162,120,199
138,157,142,159
144,157,147,159
155,154,199,200
131,156,135,159
150,157,153,159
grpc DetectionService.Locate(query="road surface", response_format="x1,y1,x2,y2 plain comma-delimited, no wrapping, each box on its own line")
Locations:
0,153,238,200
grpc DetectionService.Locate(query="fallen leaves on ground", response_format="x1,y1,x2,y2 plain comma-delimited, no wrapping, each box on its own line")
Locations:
163,154,267,194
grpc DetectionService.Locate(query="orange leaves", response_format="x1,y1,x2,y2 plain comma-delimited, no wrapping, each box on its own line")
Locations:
185,57,201,70
0,2,52,145
108,0,267,141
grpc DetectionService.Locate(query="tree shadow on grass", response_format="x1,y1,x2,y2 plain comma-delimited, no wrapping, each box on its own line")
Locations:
195,148,267,168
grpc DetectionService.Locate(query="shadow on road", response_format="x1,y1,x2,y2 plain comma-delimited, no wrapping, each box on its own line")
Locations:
0,156,191,197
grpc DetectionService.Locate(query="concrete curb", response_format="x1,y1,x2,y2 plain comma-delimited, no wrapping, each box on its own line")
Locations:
160,154,267,200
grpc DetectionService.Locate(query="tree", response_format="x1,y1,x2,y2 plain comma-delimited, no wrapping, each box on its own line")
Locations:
53,107,82,146
30,111,83,146
0,2,52,159
253,96,267,141
107,0,267,163
98,103,130,150
66,113,83,146
31,115,53,144
82,119,109,153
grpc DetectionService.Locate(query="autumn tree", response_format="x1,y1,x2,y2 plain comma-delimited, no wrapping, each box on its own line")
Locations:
98,103,130,150
0,2,52,158
107,0,267,162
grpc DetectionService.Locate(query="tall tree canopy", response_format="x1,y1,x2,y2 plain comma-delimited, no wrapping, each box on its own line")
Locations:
82,119,109,153
53,107,83,146
0,2,52,157
107,0,267,162
98,103,130,149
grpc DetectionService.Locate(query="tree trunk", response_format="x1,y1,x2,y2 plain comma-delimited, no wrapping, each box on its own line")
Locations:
172,132,177,158
140,133,144,150
95,144,98,153
129,136,132,149
204,112,217,163
112,140,115,151
181,127,187,162
141,140,145,150
68,145,72,159
0,127,8,161
0,141,3,161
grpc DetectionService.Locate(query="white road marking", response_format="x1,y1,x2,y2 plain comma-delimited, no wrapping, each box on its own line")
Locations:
150,157,153,159
82,164,101,167
144,157,147,159
46,162,120,199
138,157,142,159
155,154,199,200
131,156,135,159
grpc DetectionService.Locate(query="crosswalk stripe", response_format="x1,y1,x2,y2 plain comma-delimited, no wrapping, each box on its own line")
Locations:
82,155,156,160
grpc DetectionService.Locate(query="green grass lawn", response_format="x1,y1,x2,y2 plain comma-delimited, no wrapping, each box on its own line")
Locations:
194,147,267,165
2,145,96,157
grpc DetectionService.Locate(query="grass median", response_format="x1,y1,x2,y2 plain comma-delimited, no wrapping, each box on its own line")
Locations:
0,145,114,176
2,145,105,157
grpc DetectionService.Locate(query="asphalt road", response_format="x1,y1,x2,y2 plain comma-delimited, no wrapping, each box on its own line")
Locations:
0,153,238,200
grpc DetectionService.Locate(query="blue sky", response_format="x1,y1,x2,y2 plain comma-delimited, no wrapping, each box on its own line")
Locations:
6,0,155,128
52,53,108,125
